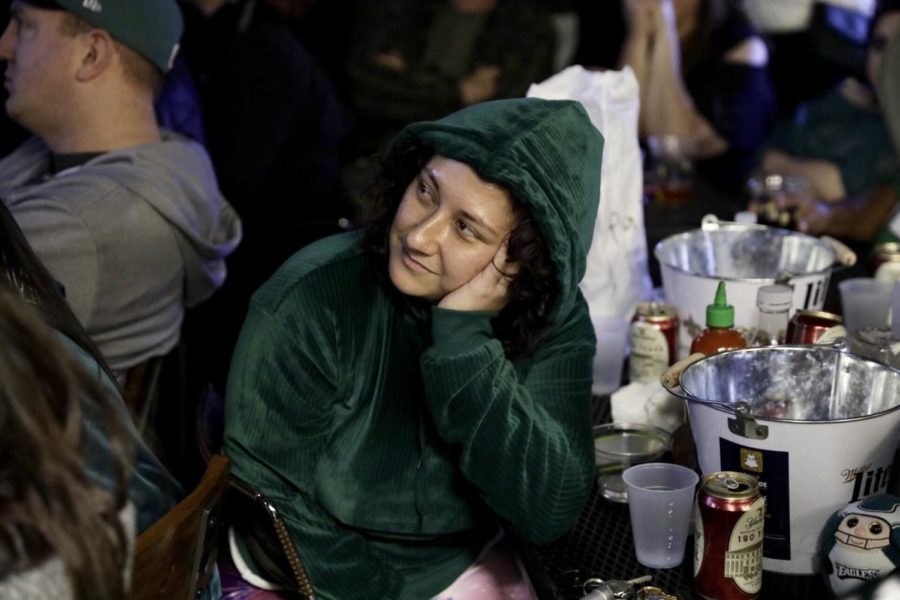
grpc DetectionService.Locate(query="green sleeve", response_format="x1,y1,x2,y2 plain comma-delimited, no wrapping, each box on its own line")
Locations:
420,302,596,544
224,303,405,599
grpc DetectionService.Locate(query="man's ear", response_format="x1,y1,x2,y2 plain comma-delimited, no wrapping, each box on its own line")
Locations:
75,29,114,82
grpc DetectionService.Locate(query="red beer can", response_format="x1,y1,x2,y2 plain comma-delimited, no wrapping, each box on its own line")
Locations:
629,302,679,383
785,310,845,345
694,472,765,600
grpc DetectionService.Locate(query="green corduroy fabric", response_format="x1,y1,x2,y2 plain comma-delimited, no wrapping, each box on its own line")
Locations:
224,98,604,599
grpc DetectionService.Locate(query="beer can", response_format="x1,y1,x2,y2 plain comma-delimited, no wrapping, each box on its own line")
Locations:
694,472,765,600
785,310,846,345
629,302,679,383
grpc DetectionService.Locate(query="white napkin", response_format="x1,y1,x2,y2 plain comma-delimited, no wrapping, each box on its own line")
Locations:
610,381,686,433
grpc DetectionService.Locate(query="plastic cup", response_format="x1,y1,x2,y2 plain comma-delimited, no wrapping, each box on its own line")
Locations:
594,423,672,503
622,463,699,569
839,278,894,332
591,316,629,395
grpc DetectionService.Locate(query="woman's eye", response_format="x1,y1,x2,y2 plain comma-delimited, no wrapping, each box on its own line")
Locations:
417,182,433,203
456,220,476,238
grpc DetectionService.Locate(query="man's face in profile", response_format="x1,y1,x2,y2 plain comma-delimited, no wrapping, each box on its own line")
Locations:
0,2,80,132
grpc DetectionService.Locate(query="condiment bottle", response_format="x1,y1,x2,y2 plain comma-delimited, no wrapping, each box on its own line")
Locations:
749,284,793,347
690,281,748,356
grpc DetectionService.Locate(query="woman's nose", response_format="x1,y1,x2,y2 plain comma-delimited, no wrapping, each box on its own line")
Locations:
406,213,443,254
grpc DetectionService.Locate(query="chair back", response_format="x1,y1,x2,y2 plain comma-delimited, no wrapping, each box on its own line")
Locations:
132,454,230,600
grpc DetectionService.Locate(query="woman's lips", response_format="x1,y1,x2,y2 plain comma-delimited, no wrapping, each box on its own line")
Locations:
402,249,434,274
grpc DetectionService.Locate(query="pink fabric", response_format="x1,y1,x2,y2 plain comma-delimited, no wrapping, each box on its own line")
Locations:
432,538,538,600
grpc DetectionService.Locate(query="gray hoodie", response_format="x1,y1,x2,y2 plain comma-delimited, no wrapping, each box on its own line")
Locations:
0,131,242,375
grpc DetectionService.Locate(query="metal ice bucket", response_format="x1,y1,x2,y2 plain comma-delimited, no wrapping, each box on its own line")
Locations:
655,216,855,358
663,345,900,574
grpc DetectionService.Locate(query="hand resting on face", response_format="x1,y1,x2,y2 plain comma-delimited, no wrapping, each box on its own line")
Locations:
437,238,519,312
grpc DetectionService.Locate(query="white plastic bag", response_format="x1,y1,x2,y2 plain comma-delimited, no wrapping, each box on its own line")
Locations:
527,65,653,322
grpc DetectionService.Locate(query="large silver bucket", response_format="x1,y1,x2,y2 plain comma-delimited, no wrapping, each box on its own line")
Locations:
654,216,855,358
663,345,900,574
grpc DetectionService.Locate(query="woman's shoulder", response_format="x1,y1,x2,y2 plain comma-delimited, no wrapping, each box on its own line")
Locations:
251,231,376,312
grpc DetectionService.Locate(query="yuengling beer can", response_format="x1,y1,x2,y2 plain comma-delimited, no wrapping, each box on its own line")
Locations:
629,302,679,383
694,471,765,600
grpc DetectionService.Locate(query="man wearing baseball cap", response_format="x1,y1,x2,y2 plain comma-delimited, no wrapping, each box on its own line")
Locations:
0,0,242,379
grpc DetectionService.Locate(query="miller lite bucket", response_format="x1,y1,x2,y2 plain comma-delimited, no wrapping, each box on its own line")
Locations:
662,344,900,575
654,216,855,359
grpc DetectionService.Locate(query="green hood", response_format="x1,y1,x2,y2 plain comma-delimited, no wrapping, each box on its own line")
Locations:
397,98,604,318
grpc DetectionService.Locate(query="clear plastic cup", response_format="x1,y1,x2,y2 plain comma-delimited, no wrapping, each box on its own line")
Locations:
622,463,699,569
839,278,894,332
594,423,672,503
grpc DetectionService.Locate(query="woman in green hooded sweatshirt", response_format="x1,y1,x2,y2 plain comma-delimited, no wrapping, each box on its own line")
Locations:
223,97,604,599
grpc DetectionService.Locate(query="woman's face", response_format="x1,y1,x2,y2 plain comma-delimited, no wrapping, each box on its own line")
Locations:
867,13,900,101
388,156,517,302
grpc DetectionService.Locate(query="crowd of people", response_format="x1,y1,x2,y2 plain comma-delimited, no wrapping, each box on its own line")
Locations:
0,0,899,598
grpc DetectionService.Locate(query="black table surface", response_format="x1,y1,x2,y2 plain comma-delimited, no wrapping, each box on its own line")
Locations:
518,397,832,600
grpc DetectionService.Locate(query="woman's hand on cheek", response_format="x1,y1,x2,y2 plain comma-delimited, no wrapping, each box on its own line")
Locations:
438,239,519,312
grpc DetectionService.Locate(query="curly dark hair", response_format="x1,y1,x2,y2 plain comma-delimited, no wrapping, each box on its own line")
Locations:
356,138,560,358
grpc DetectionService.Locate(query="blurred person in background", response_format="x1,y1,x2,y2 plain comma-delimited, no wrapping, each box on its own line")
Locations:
742,0,876,119
619,0,776,190
342,0,556,197
755,1,900,243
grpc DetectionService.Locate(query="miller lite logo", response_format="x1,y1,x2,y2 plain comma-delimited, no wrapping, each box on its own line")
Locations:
842,463,891,502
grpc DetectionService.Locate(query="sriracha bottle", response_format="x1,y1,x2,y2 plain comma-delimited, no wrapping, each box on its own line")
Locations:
690,281,748,356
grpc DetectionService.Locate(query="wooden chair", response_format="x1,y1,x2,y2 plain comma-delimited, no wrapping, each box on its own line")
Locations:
131,454,230,600
196,386,318,599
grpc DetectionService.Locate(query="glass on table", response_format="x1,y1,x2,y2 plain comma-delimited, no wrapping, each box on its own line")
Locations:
838,277,893,333
645,135,695,206
594,423,672,503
